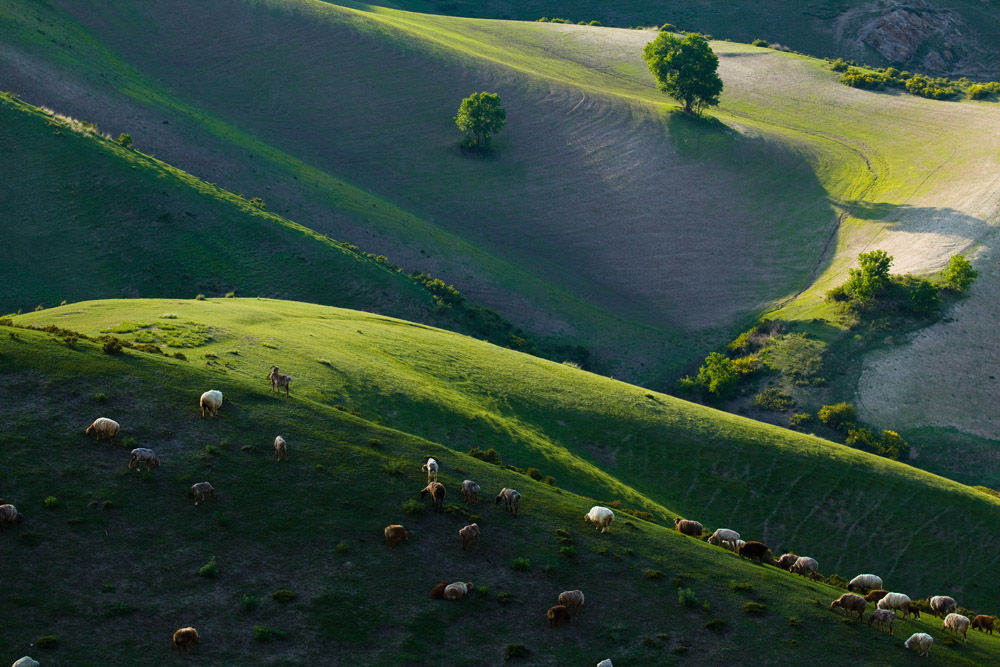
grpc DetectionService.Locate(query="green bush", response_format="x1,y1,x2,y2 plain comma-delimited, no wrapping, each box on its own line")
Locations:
496,592,514,604
271,589,296,603
751,38,768,47
659,23,675,32
43,496,59,509
752,388,796,411
102,337,124,354
830,58,849,72
644,569,665,579
789,412,814,428
818,402,856,430
504,644,530,659
253,625,286,642
704,618,726,632
510,557,531,572
36,635,59,649
526,467,543,481
588,20,602,26
241,594,259,611
677,587,701,607
198,556,219,579
116,133,133,149
905,276,941,312
401,499,423,515
788,616,802,627
248,197,266,209
682,351,739,397
468,447,502,465
335,541,349,554
941,254,978,291
743,601,768,615
559,546,577,558
844,250,892,304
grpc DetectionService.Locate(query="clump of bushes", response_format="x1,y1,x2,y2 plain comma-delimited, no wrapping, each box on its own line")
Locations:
752,388,796,411
789,412,814,428
818,402,856,430
468,447,502,465
743,601,768,615
241,594,259,611
751,38,768,47
252,625,286,642
271,589,296,603
510,557,531,572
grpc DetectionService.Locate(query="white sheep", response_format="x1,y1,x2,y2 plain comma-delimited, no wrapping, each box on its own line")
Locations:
85,417,120,445
199,390,223,418
558,589,585,615
733,539,745,551
707,528,740,550
929,595,957,617
943,613,971,642
867,608,896,635
904,632,933,656
584,506,614,533
496,487,521,518
789,556,819,578
878,592,916,619
444,581,473,600
0,503,24,531
848,573,883,592
191,481,215,506
274,435,288,462
128,447,160,472
597,661,613,667
422,457,439,483
11,658,40,667
461,480,481,505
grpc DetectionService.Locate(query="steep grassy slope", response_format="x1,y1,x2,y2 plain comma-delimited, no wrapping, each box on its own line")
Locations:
11,299,1000,615
3,303,1000,664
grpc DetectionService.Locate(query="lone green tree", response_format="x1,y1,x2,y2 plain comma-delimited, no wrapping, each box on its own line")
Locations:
844,249,892,304
455,92,506,150
941,254,978,291
642,32,723,114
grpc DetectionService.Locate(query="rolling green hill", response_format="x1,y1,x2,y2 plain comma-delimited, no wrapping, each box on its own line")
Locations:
3,299,1000,664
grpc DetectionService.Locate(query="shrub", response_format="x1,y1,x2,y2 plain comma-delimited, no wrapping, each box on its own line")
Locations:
818,402,856,430
102,337,124,354
845,426,877,451
106,601,132,616
401,499,423,515
677,587,700,607
751,38,768,47
752,388,796,411
788,616,801,627
172,352,187,360
559,545,577,558
205,444,220,455
543,475,556,486
844,249,892,304
335,541,349,554
468,446,502,465
743,601,768,615
253,625,286,642
824,573,849,589
43,496,59,509
876,429,908,460
93,392,108,403
116,133,133,148
248,197,266,209
682,351,739,397
941,254,978,291
731,354,762,375
588,20,602,26
198,556,219,579
505,644,529,659
271,589,296,603
728,580,753,591
644,569,665,579
476,585,490,597
704,618,726,632
830,58,849,72
496,592,514,604
510,557,531,572
659,23,675,32
241,594,259,611
36,635,59,649
789,412,814,428
905,276,941,313
642,636,660,648
382,460,406,476
526,467,543,481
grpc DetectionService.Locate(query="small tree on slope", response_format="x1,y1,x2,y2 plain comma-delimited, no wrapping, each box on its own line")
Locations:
643,33,723,115
455,92,506,150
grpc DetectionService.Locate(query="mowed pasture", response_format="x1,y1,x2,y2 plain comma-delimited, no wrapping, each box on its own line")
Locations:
12,298,1000,614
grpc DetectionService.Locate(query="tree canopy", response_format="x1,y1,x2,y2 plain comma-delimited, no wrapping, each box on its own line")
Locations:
642,33,723,114
455,92,506,150
844,249,892,304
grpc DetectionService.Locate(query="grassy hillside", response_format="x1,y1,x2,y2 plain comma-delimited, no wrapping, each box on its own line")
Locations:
9,299,1000,614
3,300,1000,664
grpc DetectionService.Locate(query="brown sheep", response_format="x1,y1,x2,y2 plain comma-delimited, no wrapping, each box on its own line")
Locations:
269,366,291,397
0,504,24,531
558,590,585,615
547,604,571,628
830,593,867,621
673,517,703,537
428,581,448,599
864,589,890,604
776,553,798,570
459,523,480,551
421,482,446,512
274,435,288,462
191,481,215,506
384,524,408,549
972,615,995,634
172,626,199,653
738,541,771,563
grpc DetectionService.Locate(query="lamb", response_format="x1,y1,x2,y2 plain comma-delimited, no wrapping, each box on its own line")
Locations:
459,523,480,551
199,390,223,418
384,524,408,549
847,573,883,593
789,556,819,578
444,581,473,600
707,528,740,550
929,595,957,617
191,481,215,506
422,457,439,483
867,608,896,635
269,366,291,397
428,581,448,599
673,517,703,537
584,506,614,533
878,592,918,620
172,626,200,653
942,613,971,642
0,504,23,531
904,632,933,657
461,480,481,505
558,590,585,615
738,541,770,563
971,614,995,634
547,604,571,628
85,417,120,445
829,593,867,621
496,487,521,518
421,482,446,512
274,435,288,462
128,447,160,472
775,553,799,570
864,589,890,604
11,658,39,667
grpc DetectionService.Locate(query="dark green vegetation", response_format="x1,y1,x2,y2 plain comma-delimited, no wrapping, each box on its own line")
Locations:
643,32,722,114
454,92,506,150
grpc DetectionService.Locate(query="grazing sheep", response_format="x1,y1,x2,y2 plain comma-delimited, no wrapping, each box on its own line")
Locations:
428,581,448,599
421,482,446,512
584,506,614,533
0,504,23,531
128,447,161,472
673,517,703,537
547,604,571,628
422,457,439,483
496,488,521,518
878,592,917,620
558,590,585,616
738,541,770,563
269,366,291,397
867,608,896,635
444,581,474,600
597,661,613,667
459,523,480,551
733,539,745,551
905,632,933,657
942,613,971,642
11,658,39,667
384,524,408,549
191,482,215,506
274,435,288,462
707,528,740,550
847,573,883,593
199,390,223,418
776,553,799,570
929,595,957,617
864,589,890,604
830,593,867,621
461,480,481,505
85,417,120,445
972,614,995,634
172,626,200,653
789,556,819,578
